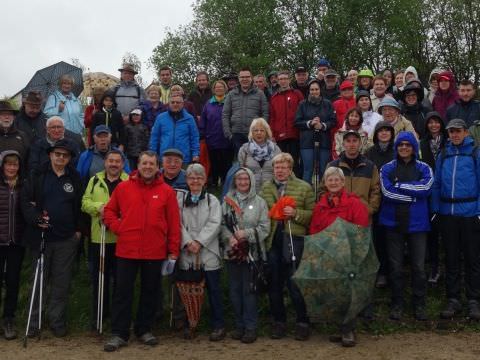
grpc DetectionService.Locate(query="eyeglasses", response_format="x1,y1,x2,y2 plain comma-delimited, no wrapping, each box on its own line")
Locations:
48,125,64,129
187,176,204,182
53,151,70,158
164,158,182,165
397,142,412,148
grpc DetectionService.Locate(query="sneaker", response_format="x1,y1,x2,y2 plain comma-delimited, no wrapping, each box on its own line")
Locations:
241,329,257,344
294,322,310,341
414,305,428,321
209,328,226,342
138,332,158,346
230,328,244,340
428,271,440,285
440,298,462,319
2,318,17,340
468,300,480,320
104,336,128,352
389,304,403,321
270,322,286,339
341,331,356,347
375,274,388,289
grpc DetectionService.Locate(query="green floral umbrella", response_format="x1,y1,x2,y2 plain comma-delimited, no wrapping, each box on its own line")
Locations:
292,218,378,324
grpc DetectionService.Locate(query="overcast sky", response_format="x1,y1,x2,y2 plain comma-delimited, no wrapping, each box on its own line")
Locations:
1,0,194,97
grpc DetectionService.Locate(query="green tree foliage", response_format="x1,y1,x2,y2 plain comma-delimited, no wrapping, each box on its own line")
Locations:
150,0,480,85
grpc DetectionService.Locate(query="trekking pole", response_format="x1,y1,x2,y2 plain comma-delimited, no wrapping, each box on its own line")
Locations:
287,220,297,271
23,229,46,347
97,224,106,334
313,129,320,201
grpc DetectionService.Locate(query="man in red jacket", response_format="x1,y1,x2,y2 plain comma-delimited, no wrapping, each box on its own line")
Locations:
269,70,304,176
103,150,181,352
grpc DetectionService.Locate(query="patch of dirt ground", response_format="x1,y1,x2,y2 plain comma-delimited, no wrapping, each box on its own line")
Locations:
1,331,479,360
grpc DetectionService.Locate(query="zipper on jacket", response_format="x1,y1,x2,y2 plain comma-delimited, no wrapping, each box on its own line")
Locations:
450,148,459,215
8,187,15,244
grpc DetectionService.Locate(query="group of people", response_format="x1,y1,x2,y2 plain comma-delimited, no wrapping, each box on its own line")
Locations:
0,58,479,352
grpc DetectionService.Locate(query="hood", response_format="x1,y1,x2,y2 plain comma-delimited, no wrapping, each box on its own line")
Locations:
227,167,257,199
373,121,395,145
437,70,457,90
0,150,22,181
394,131,419,159
424,111,447,138
402,81,425,102
429,68,443,83
403,66,419,84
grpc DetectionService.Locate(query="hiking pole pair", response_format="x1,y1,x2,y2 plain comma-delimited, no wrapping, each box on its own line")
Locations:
97,224,106,334
23,226,47,347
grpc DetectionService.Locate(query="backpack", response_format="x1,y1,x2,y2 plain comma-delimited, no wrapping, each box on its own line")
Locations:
440,145,479,167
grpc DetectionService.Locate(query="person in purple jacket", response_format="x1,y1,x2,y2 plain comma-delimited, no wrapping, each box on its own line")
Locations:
199,80,233,188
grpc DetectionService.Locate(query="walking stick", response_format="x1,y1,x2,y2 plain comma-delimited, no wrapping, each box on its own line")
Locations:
23,229,47,347
97,224,106,334
287,220,297,271
313,129,320,201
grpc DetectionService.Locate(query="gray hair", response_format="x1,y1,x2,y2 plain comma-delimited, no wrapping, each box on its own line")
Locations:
46,116,64,127
323,166,345,182
186,163,206,178
58,74,74,86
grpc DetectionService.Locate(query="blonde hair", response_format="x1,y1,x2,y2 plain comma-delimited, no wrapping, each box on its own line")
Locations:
147,85,161,96
272,153,294,169
323,166,345,182
58,74,74,86
170,84,184,95
213,80,227,90
248,118,272,141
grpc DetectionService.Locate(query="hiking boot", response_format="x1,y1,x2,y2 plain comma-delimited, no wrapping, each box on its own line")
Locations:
428,271,440,286
341,331,356,347
26,327,39,338
294,322,310,341
414,305,428,321
440,298,462,319
2,318,17,340
138,332,158,346
209,328,226,342
104,336,128,352
375,274,388,289
51,326,67,338
468,300,480,320
329,334,342,343
389,304,403,321
360,303,375,321
241,329,257,344
270,322,286,339
230,328,244,340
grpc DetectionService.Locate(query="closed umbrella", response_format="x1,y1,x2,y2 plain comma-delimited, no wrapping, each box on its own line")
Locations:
292,218,378,324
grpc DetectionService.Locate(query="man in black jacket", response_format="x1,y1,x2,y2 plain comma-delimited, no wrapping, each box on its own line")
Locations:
446,79,480,128
0,101,29,163
21,139,83,337
14,91,47,145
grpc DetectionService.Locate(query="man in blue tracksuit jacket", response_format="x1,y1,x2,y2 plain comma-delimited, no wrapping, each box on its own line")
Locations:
379,131,433,321
149,94,200,164
431,118,480,320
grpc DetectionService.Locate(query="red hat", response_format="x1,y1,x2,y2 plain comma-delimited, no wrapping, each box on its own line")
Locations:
339,80,354,91
438,74,450,82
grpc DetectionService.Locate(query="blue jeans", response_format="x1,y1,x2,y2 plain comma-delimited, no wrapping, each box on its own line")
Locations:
386,230,427,306
227,262,257,331
300,148,330,183
268,248,308,324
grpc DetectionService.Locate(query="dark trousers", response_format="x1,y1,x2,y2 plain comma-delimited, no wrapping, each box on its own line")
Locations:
0,244,25,319
427,220,440,274
28,236,79,330
227,261,258,331
232,133,248,158
268,248,308,324
277,139,301,178
208,148,234,187
441,215,480,301
386,230,427,306
372,216,388,276
88,242,116,326
111,258,162,340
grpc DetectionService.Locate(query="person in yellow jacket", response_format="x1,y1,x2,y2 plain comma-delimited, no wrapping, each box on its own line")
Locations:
81,149,129,330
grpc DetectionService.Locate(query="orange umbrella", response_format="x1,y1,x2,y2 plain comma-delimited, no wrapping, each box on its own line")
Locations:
268,196,296,220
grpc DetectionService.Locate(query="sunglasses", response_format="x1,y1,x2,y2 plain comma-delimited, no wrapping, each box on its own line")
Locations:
53,151,71,158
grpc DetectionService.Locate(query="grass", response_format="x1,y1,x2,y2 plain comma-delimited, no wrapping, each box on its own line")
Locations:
12,246,480,337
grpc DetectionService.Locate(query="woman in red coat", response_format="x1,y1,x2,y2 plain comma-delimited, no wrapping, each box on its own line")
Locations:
310,166,369,234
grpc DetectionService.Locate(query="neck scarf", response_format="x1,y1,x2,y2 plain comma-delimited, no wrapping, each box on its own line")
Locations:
214,95,225,103
248,140,275,162
308,95,322,105
326,191,342,208
378,142,390,152
429,134,443,159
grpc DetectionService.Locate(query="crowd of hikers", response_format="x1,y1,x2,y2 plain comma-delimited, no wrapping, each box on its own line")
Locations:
0,59,479,352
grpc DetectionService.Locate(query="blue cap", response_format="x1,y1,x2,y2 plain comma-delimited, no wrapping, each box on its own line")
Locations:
317,58,330,68
94,124,111,135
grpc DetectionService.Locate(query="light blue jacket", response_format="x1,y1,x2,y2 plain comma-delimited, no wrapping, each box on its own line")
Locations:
44,90,84,135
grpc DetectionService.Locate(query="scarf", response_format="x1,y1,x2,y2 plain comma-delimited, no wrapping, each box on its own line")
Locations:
378,142,390,152
326,191,342,208
214,95,225,103
103,107,112,126
308,95,323,105
429,134,443,159
185,190,206,207
248,140,275,162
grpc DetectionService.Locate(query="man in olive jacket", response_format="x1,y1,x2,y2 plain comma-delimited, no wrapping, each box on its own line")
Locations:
260,152,314,342
222,67,269,154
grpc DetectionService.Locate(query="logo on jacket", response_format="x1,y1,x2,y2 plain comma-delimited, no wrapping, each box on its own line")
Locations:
152,195,158,199
63,183,74,193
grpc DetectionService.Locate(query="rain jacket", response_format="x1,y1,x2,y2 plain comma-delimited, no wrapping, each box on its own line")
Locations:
260,174,315,249
470,120,480,146
149,109,200,164
431,136,480,217
176,189,222,271
103,170,181,259
199,97,231,149
221,168,270,261
432,71,459,119
310,189,369,234
44,90,84,135
15,109,47,144
419,112,447,170
81,170,129,244
140,100,165,130
365,121,395,170
269,88,304,142
379,131,434,233
446,99,480,128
